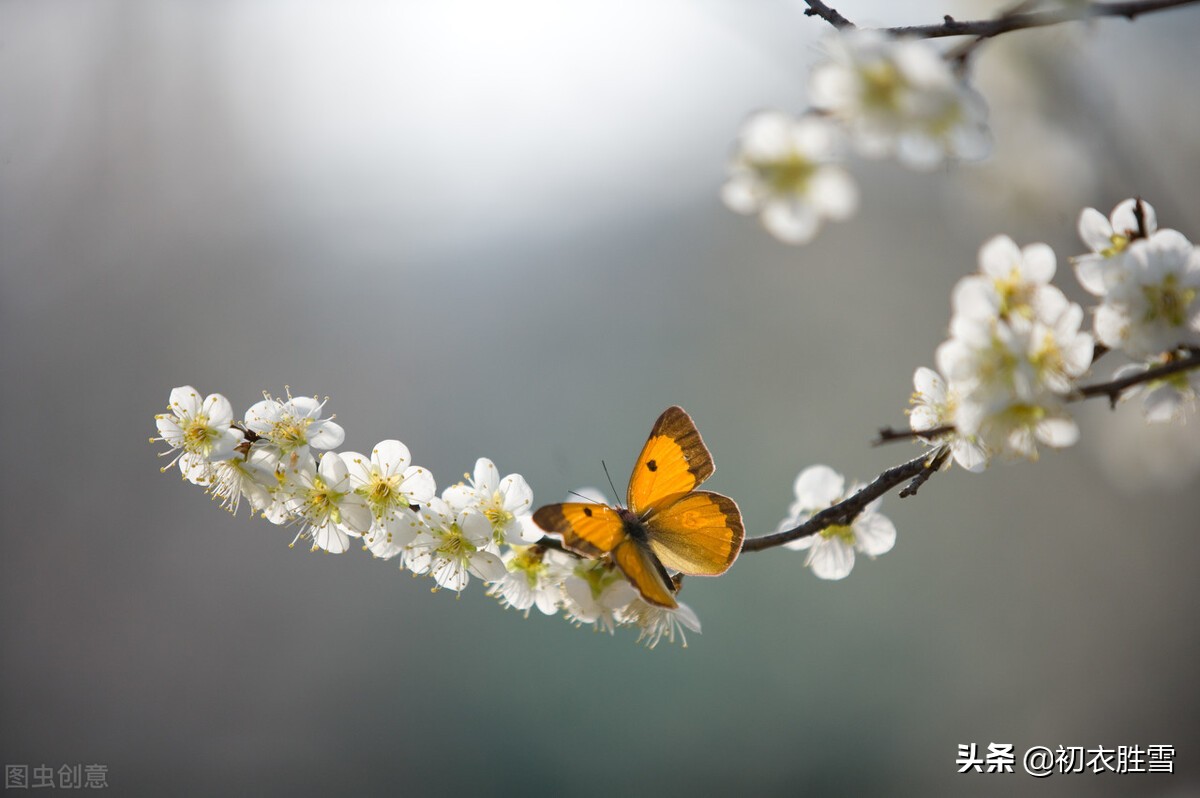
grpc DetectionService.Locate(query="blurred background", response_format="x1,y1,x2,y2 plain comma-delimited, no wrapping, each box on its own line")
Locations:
2,0,1199,794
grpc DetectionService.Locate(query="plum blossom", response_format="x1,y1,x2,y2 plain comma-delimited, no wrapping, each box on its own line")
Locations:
282,453,371,554
404,498,506,593
621,599,702,649
1090,230,1200,358
342,440,436,559
486,545,575,616
154,386,244,468
952,235,1063,325
722,111,858,244
562,561,638,634
442,458,539,545
908,366,989,472
1074,198,1157,296
244,391,345,467
809,29,990,169
780,465,895,580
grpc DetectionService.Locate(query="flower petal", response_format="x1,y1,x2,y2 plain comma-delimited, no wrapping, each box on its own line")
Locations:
978,235,1022,280
169,386,202,418
793,465,845,509
371,439,411,475
499,474,533,513
400,466,437,504
854,512,896,556
307,420,345,451
807,539,855,580
468,551,508,583
1078,207,1113,253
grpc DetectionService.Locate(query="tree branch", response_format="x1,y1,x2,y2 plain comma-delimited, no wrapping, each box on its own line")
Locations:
802,0,855,29
742,346,1200,553
1072,346,1200,407
874,424,953,445
885,0,1200,40
741,450,945,553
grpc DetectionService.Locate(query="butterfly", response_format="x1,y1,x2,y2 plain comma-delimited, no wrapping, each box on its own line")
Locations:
532,406,744,608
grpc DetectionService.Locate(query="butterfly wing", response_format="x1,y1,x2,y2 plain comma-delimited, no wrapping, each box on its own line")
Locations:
534,503,678,607
612,538,678,608
645,491,744,576
626,406,714,515
531,502,625,558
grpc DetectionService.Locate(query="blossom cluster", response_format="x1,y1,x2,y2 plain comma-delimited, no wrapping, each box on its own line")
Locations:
723,29,991,244
773,198,1200,581
153,388,700,648
1075,200,1200,421
911,199,1199,472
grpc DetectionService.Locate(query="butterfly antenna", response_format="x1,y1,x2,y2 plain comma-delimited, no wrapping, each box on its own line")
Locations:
566,490,600,504
601,460,621,507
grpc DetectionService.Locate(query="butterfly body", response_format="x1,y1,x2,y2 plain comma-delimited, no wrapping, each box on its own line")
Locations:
616,507,649,542
532,407,744,608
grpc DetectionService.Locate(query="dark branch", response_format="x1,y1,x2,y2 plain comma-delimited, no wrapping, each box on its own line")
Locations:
945,0,1039,67
741,451,942,553
883,0,1200,40
900,447,950,498
802,0,855,29
1072,347,1200,407
875,424,954,445
1133,196,1150,240
742,347,1200,552
232,422,261,443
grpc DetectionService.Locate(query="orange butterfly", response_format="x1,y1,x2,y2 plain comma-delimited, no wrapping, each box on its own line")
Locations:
532,406,744,608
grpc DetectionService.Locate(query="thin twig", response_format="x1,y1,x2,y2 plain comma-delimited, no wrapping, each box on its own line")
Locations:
1133,196,1150,239
1072,346,1200,407
232,422,261,443
802,0,855,29
947,0,1040,67
885,0,1200,40
900,447,950,498
741,451,941,552
875,424,954,445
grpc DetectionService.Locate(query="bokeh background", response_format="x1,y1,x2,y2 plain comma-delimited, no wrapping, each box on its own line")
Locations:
3,0,1199,795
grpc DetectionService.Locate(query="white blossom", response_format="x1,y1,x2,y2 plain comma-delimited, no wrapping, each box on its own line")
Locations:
244,391,345,467
442,458,538,546
937,300,1093,461
155,386,244,468
486,545,575,616
908,366,989,472
342,440,436,559
780,465,895,580
404,498,506,593
722,111,857,244
208,448,278,516
282,452,371,554
952,235,1064,325
1090,230,1200,358
1074,198,1158,296
809,29,991,169
621,598,702,649
562,562,638,634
